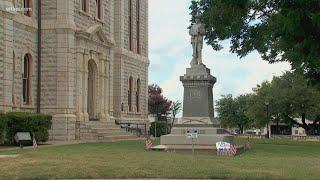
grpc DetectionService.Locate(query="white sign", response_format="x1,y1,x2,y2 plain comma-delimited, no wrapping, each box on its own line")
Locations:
186,128,198,139
186,133,198,139
148,114,157,123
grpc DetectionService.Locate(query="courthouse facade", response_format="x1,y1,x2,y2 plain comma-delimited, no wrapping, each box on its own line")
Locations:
0,0,149,140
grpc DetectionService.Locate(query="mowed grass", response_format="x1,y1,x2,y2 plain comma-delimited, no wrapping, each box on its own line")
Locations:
0,137,320,179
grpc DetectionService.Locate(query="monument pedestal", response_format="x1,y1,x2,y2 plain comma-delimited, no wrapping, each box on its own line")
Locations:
160,64,233,147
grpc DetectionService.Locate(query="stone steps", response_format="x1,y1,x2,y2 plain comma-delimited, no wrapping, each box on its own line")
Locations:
80,121,138,141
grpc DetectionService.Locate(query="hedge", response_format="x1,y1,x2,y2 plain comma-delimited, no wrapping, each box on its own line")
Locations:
0,113,7,144
0,112,52,144
150,122,168,137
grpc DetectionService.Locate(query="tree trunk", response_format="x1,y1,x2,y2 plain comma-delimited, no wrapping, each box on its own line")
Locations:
276,114,280,134
239,125,244,134
301,113,311,135
170,114,176,133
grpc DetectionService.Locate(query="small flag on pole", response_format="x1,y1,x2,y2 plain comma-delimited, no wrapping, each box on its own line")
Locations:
228,144,237,156
32,137,38,149
145,138,153,150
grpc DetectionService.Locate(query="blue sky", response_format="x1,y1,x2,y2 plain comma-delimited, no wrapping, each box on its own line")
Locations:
148,0,290,112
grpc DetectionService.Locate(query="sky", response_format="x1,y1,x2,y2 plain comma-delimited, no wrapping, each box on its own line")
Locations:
148,0,291,116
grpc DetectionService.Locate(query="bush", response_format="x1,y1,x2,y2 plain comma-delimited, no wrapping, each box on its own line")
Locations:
0,113,7,144
150,122,168,137
1,112,52,144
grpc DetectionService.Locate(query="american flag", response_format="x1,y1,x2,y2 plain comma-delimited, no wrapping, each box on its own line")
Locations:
228,144,237,156
32,137,38,149
145,138,153,150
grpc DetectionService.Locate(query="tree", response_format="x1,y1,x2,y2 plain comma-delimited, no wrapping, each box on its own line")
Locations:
169,100,182,132
216,94,252,134
190,0,320,83
148,84,172,119
247,71,320,135
246,81,285,135
272,72,320,134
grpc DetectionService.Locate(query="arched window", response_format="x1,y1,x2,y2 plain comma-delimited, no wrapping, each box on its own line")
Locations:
128,76,133,112
136,79,140,112
23,54,31,104
96,0,102,20
82,0,88,13
23,0,32,17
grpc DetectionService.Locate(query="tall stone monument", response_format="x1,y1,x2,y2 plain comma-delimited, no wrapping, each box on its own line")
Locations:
160,19,233,147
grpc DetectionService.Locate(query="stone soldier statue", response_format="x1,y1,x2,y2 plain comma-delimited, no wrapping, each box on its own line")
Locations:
189,18,206,66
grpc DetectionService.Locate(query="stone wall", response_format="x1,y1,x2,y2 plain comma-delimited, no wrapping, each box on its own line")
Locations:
0,0,39,112
0,0,149,140
113,0,149,124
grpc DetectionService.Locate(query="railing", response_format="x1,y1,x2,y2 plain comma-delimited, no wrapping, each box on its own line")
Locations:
115,120,148,137
237,134,320,141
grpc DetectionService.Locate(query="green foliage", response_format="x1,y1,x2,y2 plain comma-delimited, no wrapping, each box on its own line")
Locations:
246,71,320,134
150,122,167,137
0,113,7,143
216,94,253,133
169,100,182,131
190,0,320,83
1,112,52,144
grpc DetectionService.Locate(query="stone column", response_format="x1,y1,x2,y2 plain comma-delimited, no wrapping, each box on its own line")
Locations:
105,60,110,120
82,50,89,121
99,56,106,121
50,0,77,141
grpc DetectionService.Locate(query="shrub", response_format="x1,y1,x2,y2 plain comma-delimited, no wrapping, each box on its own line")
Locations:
1,112,52,144
0,113,7,144
150,122,168,137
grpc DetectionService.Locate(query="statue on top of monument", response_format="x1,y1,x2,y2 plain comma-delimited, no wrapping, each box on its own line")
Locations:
189,17,205,66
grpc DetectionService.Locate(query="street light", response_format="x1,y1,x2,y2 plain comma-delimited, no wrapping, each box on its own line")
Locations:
265,101,270,138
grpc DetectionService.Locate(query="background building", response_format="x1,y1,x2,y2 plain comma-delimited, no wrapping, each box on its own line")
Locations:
0,0,149,141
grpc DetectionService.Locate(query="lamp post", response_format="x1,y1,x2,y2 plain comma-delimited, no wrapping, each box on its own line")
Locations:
265,101,270,138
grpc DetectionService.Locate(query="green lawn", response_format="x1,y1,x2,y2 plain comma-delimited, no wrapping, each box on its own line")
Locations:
0,138,319,179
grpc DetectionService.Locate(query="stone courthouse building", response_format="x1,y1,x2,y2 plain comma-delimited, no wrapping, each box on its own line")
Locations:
0,0,149,141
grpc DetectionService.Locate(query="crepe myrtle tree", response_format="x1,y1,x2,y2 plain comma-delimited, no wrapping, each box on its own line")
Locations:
148,84,172,135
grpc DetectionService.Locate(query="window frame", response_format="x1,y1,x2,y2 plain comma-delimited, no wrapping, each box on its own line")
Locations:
81,0,89,13
129,0,133,51
136,78,140,112
23,0,32,17
128,76,133,112
23,54,32,105
136,0,140,54
95,0,103,20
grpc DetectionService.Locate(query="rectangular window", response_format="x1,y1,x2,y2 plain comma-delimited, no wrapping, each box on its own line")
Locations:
12,52,16,105
136,0,140,54
129,0,133,51
96,0,102,20
82,0,88,13
24,0,32,17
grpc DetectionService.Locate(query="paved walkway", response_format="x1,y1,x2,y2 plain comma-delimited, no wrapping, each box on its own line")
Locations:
0,137,146,151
